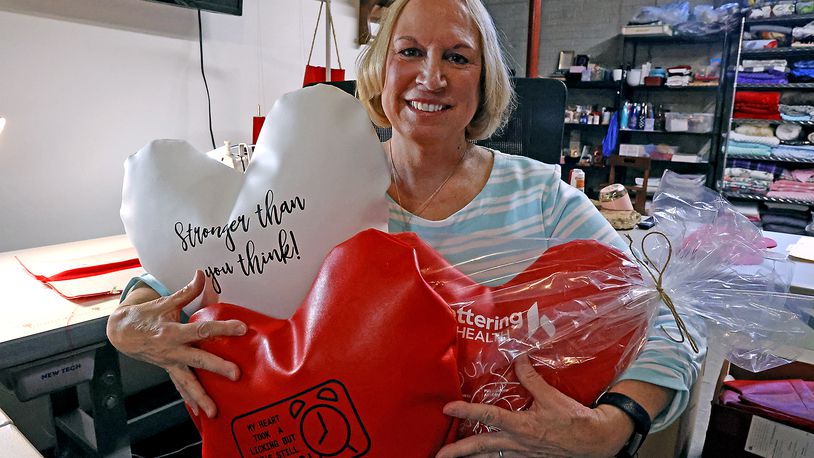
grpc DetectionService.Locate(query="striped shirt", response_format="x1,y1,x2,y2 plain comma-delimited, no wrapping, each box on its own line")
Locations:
389,150,705,432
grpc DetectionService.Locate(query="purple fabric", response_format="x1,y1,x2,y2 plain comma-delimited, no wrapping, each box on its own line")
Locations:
727,159,787,176
721,379,814,431
738,73,789,84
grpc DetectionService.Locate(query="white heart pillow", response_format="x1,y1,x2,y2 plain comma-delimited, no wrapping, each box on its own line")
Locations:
121,85,389,318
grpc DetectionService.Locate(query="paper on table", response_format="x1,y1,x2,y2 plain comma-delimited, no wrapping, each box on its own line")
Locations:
16,248,140,281
15,247,143,299
788,237,814,263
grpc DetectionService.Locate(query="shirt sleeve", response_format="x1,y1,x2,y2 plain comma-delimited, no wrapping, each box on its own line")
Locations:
119,273,172,303
541,172,705,432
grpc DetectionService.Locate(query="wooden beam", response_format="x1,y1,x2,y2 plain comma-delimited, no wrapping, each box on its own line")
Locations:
526,0,542,77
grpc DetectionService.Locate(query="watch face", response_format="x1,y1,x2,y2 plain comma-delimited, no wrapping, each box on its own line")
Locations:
231,380,371,458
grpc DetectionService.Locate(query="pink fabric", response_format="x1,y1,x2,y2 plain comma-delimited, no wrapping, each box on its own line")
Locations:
770,181,814,192
791,169,814,183
721,379,814,432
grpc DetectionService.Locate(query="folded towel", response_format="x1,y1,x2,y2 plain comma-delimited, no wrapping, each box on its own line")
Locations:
735,124,776,137
728,132,781,146
727,159,787,176
762,223,808,235
737,91,782,106
779,104,814,116
792,169,814,183
776,123,802,141
781,113,812,121
781,92,814,105
762,214,811,228
725,168,775,181
726,141,773,156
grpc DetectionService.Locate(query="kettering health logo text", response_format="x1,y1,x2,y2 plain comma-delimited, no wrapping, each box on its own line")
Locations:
455,302,555,343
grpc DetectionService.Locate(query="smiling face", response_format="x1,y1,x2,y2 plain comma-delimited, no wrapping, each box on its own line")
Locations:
381,0,483,144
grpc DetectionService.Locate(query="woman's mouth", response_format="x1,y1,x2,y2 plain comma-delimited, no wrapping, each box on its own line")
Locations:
408,100,450,113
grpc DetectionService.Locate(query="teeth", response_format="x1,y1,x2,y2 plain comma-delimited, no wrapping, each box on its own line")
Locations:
410,101,445,112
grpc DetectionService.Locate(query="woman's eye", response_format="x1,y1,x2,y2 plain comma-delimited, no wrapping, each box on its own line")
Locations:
398,48,422,58
446,53,469,65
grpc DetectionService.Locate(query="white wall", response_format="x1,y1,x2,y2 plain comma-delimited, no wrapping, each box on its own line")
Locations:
0,0,362,252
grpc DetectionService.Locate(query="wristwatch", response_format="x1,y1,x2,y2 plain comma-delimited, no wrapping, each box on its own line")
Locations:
594,392,652,458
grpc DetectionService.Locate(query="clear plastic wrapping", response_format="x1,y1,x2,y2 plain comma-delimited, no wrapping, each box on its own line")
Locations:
419,170,813,437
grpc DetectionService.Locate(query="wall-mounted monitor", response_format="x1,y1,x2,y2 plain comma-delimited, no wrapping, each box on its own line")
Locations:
145,0,242,16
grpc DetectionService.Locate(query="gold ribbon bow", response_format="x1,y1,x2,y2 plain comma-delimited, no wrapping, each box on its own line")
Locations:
625,231,700,353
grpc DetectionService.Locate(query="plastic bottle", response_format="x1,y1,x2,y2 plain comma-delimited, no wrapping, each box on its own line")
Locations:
654,104,666,131
637,103,647,130
620,102,630,128
629,103,639,130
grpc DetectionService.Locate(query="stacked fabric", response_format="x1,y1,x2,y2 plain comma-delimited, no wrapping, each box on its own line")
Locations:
760,200,814,235
767,168,814,204
737,59,789,85
734,92,781,120
792,20,814,47
726,125,779,156
789,60,814,82
666,66,692,88
722,167,774,195
744,25,793,48
727,158,786,177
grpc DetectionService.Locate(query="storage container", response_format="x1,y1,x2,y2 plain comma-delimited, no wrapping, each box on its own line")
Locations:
665,112,689,132
688,113,715,133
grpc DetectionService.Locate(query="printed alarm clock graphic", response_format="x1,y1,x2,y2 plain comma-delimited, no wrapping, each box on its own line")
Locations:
231,380,371,458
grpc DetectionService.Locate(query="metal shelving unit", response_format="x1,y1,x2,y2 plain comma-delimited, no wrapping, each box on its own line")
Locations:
620,31,731,188
722,192,814,206
720,15,814,216
727,153,814,164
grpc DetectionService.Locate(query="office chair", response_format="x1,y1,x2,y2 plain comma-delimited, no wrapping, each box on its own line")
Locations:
312,77,567,165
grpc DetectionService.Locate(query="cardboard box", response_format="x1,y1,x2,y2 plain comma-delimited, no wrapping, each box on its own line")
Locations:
622,24,673,37
702,360,814,457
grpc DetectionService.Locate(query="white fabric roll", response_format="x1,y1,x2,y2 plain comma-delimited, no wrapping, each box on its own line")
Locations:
776,123,802,141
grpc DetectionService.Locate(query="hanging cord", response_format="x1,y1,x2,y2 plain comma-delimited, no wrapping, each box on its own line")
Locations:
625,231,700,353
198,8,216,149
306,1,343,68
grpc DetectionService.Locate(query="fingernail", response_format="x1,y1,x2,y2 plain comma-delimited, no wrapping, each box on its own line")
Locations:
237,324,247,335
191,405,199,416
231,369,240,381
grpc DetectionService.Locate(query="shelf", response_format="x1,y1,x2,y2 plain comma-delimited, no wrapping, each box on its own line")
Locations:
737,82,814,90
564,123,609,130
745,13,814,26
732,118,814,126
565,81,619,89
620,129,714,137
726,153,814,164
723,192,814,206
740,47,814,58
623,33,724,44
628,84,719,91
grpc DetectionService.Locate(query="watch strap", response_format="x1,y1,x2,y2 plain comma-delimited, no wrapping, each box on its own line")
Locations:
594,392,652,458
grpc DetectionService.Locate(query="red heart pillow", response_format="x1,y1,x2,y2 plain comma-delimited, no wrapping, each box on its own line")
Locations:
397,234,649,436
189,230,461,457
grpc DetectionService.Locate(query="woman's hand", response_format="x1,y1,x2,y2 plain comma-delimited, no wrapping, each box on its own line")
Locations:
435,354,633,458
106,271,247,418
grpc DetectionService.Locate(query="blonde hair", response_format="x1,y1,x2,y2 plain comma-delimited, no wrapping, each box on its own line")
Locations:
356,0,515,141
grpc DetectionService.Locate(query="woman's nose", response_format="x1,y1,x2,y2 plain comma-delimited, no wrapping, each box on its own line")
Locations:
416,58,447,91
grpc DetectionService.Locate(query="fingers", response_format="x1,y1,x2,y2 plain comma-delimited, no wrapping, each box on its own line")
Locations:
514,353,551,399
434,431,514,458
160,270,207,313
168,366,218,419
176,346,241,381
443,401,520,434
174,319,247,344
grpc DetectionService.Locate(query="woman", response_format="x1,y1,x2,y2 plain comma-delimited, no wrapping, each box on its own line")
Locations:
108,0,704,456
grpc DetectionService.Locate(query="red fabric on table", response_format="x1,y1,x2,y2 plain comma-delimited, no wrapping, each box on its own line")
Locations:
721,379,814,432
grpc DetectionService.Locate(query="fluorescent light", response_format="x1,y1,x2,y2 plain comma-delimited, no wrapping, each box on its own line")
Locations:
0,117,5,135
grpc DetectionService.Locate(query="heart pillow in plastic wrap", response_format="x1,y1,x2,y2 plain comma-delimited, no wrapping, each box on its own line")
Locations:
121,85,389,318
